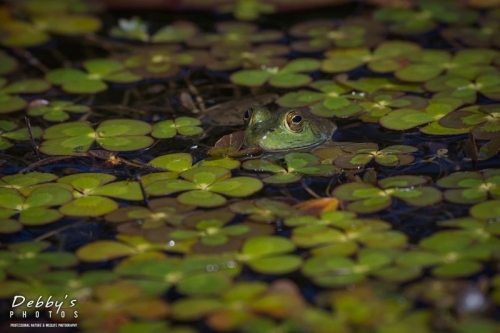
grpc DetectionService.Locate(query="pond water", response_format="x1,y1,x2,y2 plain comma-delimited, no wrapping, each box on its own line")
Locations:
1,0,500,332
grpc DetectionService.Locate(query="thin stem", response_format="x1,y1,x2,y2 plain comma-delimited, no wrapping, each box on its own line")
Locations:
19,155,87,173
35,220,86,242
301,178,321,199
24,117,41,161
12,48,50,74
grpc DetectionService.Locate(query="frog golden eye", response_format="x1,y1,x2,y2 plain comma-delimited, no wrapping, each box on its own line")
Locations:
285,111,304,132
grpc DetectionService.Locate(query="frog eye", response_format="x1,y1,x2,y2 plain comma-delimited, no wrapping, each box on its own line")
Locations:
243,109,251,122
285,110,304,132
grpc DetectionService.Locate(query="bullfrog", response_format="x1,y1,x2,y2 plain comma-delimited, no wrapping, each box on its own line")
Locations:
243,105,336,152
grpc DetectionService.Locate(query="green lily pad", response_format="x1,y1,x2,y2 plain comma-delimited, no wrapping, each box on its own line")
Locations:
230,198,297,223
439,103,500,140
426,72,500,104
230,58,320,88
322,41,420,74
289,18,384,52
152,117,203,139
336,75,424,93
380,97,464,132
470,199,500,221
437,169,500,204
33,14,101,35
334,176,442,214
28,100,90,122
119,47,207,78
0,172,57,188
302,248,399,287
110,18,198,43
237,236,302,274
0,78,51,114
374,1,478,35
217,0,275,21
40,119,153,155
0,21,50,47
146,166,263,207
148,153,193,173
106,197,195,230
46,59,141,94
0,51,18,75
355,91,429,123
243,152,337,184
334,143,418,169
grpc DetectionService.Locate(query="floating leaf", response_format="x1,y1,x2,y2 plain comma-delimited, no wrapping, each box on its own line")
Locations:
237,236,302,274
146,166,263,207
333,176,442,214
289,18,384,52
152,117,203,139
437,169,500,204
334,143,418,169
322,41,420,74
243,152,337,184
46,59,141,94
28,100,90,122
40,119,153,155
231,58,320,88
374,1,478,35
0,78,51,114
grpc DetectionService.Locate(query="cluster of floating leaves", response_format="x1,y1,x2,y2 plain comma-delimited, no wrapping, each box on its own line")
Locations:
1,0,500,332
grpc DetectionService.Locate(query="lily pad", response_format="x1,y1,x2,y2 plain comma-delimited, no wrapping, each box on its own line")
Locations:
396,230,498,278
145,166,263,207
40,119,153,155
187,21,282,48
439,103,500,140
374,0,478,35
277,80,361,118
46,59,141,94
425,72,500,104
333,175,442,214
110,18,198,43
302,248,405,287
230,198,298,223
0,51,18,75
236,236,302,274
322,41,420,74
231,58,320,88
106,197,195,231
152,117,203,139
334,143,418,169
0,185,72,227
119,46,207,79
289,18,384,52
243,152,338,184
355,91,429,123
437,169,500,204
208,44,289,72
57,173,143,217
28,100,90,122
217,0,275,21
0,78,51,114
379,97,464,132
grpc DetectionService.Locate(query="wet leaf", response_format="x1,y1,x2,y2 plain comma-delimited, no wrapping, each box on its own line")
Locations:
28,100,90,122
152,117,203,139
41,119,153,155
